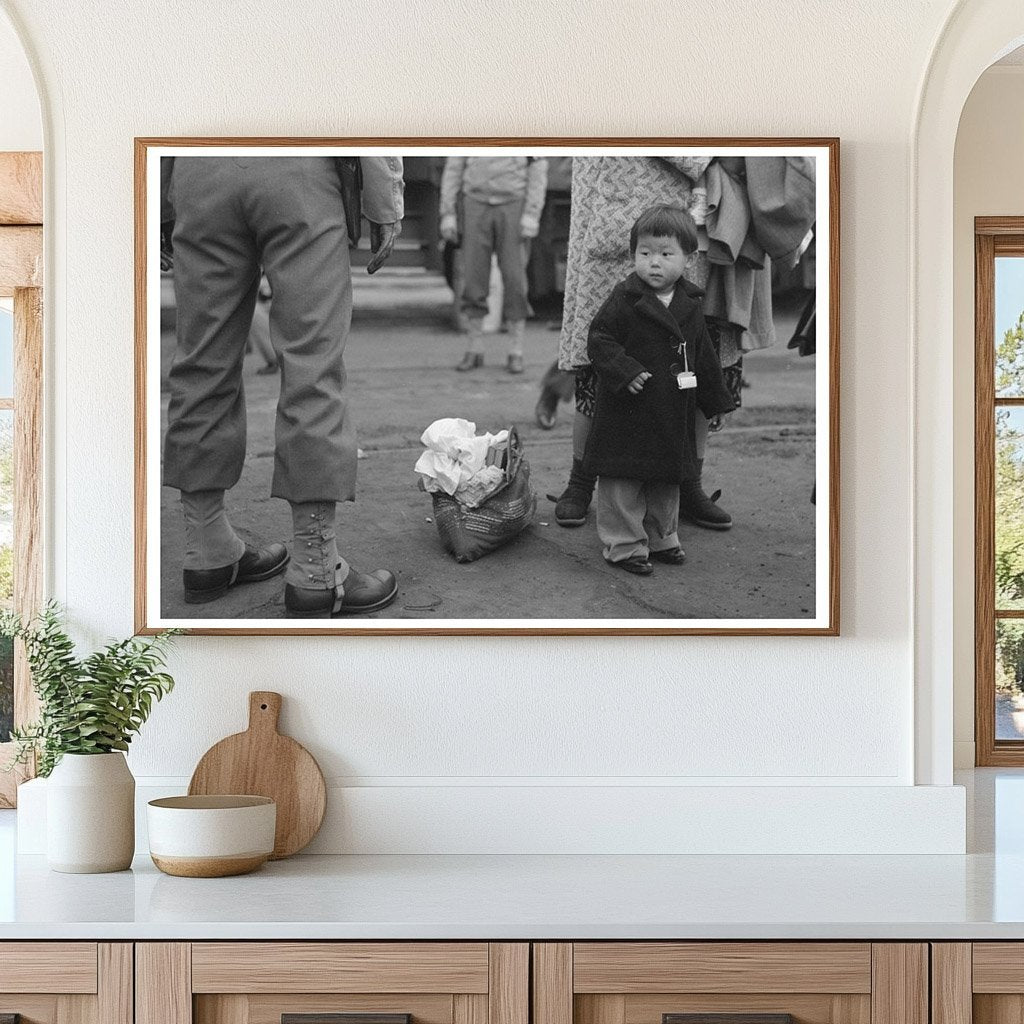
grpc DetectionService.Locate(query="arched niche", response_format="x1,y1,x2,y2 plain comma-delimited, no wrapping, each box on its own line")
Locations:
914,1,1024,785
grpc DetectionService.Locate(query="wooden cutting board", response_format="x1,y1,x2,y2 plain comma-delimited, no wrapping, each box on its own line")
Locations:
188,691,327,859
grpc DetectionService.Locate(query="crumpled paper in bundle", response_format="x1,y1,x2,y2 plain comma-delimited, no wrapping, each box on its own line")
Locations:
415,418,510,507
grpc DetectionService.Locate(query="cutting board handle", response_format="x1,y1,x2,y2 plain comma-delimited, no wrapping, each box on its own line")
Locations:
248,691,282,734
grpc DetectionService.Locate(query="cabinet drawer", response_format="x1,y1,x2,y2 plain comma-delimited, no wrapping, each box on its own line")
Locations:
0,943,130,1024
140,942,528,1024
572,944,872,994
534,943,925,1024
0,942,98,994
938,942,1024,1024
191,944,490,994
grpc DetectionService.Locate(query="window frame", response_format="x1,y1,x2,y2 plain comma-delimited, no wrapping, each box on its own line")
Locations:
0,151,44,807
975,217,1024,765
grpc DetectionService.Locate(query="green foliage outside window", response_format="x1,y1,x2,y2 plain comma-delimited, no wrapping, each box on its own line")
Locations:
996,312,1024,695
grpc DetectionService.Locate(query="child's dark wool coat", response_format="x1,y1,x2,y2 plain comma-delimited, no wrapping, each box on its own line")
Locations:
584,272,736,483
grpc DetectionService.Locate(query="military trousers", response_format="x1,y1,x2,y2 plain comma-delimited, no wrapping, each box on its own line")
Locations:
163,157,357,503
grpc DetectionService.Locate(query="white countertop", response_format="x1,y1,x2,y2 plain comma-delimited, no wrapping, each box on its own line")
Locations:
1,769,1021,941
0,849,1022,940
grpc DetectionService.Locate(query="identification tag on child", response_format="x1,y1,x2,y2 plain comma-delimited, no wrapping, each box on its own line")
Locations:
669,361,696,390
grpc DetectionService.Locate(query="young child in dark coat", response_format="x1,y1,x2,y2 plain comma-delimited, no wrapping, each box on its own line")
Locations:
585,205,736,575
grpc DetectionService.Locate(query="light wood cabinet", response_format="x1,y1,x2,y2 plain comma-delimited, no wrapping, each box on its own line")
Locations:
136,944,528,1024
932,943,1024,1024
0,943,132,1024
532,943,928,1024
0,937,964,1024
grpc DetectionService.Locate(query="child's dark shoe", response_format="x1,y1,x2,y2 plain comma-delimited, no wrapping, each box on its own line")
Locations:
650,546,686,565
607,555,653,576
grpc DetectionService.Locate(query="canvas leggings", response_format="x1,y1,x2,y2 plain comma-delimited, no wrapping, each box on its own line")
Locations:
162,157,358,504
459,195,530,322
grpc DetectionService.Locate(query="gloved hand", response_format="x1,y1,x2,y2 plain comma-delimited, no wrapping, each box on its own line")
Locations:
439,214,459,243
367,221,401,275
519,215,540,240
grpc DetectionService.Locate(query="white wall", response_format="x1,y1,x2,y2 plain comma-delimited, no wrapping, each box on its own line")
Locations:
1,0,973,852
952,65,1024,767
0,9,39,151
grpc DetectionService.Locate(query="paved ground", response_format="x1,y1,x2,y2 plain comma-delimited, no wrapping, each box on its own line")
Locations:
158,268,817,621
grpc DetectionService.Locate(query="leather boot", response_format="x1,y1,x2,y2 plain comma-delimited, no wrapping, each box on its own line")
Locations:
285,568,399,618
184,542,289,604
679,459,733,530
283,501,398,617
181,490,288,603
547,458,596,527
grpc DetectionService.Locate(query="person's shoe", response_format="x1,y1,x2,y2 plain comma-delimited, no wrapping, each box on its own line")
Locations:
679,479,732,530
547,457,596,527
183,542,289,604
507,353,525,374
679,459,733,530
650,546,686,565
535,391,558,430
607,555,653,576
284,568,398,618
456,352,483,372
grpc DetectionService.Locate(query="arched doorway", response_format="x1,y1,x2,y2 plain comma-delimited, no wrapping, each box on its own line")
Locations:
913,1,1024,784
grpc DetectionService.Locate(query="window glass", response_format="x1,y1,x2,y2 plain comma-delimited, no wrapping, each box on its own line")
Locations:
997,407,1024,610
996,257,1024,397
997,620,1024,740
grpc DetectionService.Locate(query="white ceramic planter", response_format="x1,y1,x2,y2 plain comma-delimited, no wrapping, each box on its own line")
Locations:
46,752,135,873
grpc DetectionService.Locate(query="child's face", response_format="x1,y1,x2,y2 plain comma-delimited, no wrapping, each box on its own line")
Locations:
633,233,687,293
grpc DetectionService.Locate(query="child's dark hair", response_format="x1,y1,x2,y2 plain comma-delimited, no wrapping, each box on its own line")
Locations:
629,204,699,255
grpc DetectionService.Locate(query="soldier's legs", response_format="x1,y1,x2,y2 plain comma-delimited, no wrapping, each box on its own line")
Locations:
247,157,356,506
164,158,262,574
164,158,260,496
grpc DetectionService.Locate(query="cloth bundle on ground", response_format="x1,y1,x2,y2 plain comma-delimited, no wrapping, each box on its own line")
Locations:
416,420,536,563
415,418,510,508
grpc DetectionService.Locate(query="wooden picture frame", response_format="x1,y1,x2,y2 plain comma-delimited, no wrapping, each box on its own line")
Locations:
135,138,839,636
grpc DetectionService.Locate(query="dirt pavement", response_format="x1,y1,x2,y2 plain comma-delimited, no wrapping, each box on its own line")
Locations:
158,269,817,621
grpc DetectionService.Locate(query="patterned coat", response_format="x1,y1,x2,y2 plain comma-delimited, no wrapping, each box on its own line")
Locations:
558,156,710,371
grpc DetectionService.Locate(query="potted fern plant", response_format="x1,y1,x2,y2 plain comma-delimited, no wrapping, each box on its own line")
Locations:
1,603,179,873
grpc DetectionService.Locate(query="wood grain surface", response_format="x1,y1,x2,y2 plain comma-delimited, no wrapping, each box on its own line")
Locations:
244,997,450,1024
573,943,871,994
0,153,42,225
489,944,529,1024
534,944,573,1024
191,942,489,994
930,944,971,1024
188,691,326,858
0,225,41,296
0,943,97,993
870,945,927,1024
98,945,133,1024
626,995,868,1024
135,943,192,1024
973,943,1024,992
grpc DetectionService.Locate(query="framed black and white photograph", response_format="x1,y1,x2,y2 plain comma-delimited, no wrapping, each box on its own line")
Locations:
135,138,838,635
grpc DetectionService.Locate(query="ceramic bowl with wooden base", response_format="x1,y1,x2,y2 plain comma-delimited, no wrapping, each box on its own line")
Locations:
147,795,276,877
